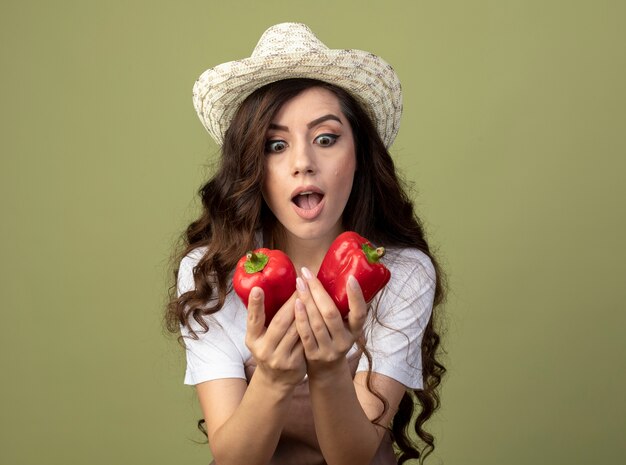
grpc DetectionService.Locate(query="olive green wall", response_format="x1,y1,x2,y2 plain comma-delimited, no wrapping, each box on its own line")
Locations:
1,1,624,464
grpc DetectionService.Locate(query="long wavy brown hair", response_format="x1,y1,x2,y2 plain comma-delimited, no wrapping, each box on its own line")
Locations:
165,78,448,464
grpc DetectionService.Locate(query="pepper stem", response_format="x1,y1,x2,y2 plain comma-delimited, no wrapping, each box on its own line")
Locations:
244,251,269,274
362,243,386,264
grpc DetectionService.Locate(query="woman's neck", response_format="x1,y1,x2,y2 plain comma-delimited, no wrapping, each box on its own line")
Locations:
284,237,330,276
270,224,342,276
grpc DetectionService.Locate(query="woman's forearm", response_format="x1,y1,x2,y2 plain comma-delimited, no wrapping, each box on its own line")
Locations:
308,360,384,465
210,370,295,465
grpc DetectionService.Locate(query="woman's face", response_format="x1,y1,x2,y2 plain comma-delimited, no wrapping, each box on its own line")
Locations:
262,86,357,247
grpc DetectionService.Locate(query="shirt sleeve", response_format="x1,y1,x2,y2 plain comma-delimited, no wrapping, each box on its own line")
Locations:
356,248,436,389
177,249,249,385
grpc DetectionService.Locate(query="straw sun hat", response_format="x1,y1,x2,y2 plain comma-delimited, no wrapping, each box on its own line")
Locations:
192,22,403,148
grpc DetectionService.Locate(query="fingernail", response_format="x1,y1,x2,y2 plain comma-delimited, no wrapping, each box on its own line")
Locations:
301,267,313,280
296,277,306,292
251,287,262,300
348,275,360,291
295,298,305,313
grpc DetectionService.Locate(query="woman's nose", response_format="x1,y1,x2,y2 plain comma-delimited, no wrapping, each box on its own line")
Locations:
290,143,316,176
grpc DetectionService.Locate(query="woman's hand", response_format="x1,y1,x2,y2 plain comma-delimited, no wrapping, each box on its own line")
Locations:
245,287,307,388
294,267,368,379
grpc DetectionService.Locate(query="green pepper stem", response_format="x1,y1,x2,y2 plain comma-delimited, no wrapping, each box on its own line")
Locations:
244,251,269,274
362,243,386,263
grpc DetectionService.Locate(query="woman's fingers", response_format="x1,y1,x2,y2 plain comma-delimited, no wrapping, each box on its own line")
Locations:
294,297,319,353
245,287,266,343
247,271,367,366
299,269,348,334
273,317,302,355
296,273,334,345
264,293,297,338
246,290,297,346
346,275,368,338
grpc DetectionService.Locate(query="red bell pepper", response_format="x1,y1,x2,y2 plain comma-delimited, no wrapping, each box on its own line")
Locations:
317,231,391,317
233,248,297,325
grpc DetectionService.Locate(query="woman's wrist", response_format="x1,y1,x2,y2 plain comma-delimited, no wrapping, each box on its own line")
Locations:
253,364,304,394
307,357,351,387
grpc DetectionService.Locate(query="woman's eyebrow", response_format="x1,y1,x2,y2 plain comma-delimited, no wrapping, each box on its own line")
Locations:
269,123,288,131
268,114,343,132
307,114,342,128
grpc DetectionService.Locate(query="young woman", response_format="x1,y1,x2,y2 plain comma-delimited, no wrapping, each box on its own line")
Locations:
166,23,447,465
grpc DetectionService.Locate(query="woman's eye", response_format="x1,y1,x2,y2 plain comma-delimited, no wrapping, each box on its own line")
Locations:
315,134,339,147
265,140,287,153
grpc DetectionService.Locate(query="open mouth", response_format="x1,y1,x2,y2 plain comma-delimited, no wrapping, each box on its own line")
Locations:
292,191,325,210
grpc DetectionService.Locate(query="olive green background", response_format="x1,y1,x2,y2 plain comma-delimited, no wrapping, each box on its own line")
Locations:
1,1,624,464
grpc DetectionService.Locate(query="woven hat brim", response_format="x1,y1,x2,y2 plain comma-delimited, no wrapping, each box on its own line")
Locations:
193,49,402,147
